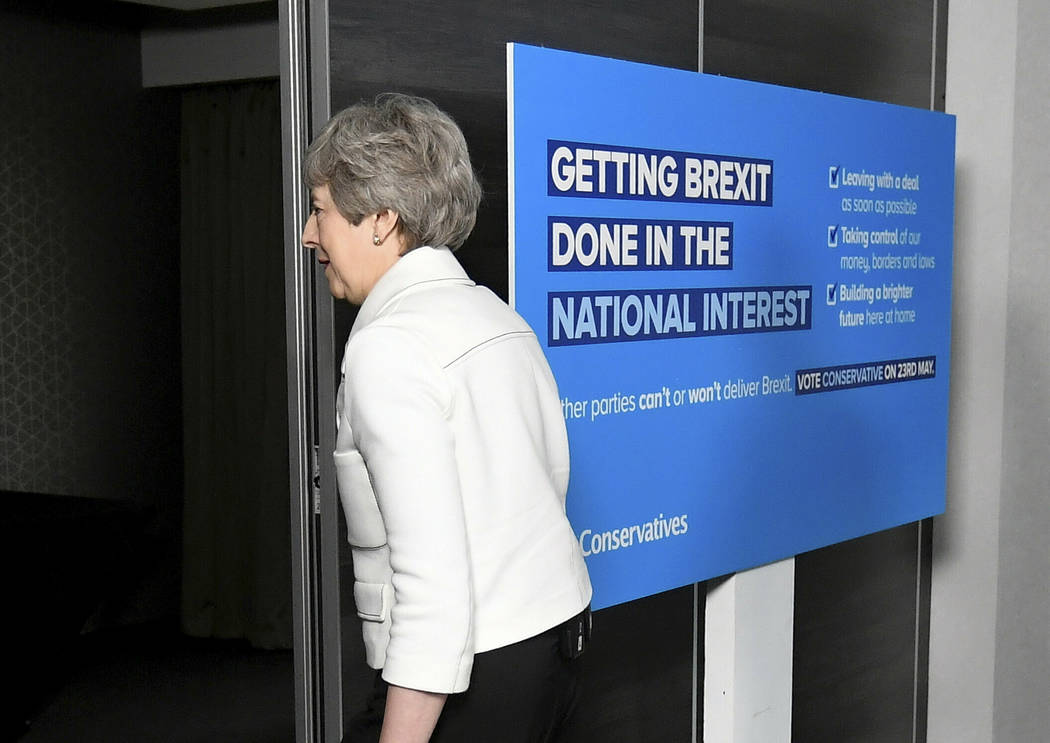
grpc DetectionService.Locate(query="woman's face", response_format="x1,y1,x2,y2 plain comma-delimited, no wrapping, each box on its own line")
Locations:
301,184,400,304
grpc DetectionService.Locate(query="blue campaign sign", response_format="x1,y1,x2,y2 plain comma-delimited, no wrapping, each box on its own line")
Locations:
507,44,955,609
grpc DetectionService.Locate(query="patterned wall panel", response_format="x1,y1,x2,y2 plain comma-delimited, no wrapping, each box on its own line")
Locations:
0,8,181,500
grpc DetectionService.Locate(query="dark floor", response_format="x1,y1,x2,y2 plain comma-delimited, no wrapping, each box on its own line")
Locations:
14,622,294,743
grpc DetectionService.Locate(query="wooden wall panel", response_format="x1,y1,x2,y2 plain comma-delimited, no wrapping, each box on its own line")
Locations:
704,0,940,109
704,1,943,740
326,1,946,740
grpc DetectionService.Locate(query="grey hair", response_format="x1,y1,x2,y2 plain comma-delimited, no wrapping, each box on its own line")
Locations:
303,93,482,251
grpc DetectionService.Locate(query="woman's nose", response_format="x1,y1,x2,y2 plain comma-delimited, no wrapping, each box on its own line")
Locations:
301,214,317,249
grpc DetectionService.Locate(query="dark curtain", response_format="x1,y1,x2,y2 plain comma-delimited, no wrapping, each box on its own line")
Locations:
179,81,291,649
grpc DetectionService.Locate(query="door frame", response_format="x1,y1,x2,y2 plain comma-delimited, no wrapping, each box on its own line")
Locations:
279,1,340,741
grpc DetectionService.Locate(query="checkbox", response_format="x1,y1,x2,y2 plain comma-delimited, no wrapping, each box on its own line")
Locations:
826,284,838,305
829,165,840,188
827,225,839,247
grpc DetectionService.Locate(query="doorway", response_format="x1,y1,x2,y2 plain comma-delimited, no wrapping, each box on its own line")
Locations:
1,3,296,740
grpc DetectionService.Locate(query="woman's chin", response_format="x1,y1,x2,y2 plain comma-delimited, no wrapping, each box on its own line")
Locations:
325,275,346,300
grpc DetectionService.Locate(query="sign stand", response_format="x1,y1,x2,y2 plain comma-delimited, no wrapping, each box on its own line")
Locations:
704,558,795,743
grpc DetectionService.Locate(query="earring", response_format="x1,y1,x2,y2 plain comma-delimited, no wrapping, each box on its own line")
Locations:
372,234,381,246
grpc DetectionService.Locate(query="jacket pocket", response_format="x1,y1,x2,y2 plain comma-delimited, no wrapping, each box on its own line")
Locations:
353,580,392,623
333,447,387,548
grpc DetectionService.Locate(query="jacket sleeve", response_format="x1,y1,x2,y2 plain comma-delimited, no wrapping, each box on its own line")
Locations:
343,324,474,694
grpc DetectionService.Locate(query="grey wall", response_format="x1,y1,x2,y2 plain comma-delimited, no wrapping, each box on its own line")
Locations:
995,2,1050,736
0,5,182,504
930,0,1050,740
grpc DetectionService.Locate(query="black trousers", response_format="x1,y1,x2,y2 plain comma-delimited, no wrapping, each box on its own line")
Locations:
347,614,587,743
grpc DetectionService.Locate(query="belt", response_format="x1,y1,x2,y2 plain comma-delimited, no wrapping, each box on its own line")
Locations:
556,605,592,660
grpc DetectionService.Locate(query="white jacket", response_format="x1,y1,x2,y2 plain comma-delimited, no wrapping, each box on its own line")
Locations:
334,246,592,694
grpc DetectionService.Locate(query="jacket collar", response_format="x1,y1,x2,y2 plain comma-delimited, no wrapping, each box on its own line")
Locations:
351,245,474,336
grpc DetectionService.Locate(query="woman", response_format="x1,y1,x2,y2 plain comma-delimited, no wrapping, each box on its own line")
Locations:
301,93,592,743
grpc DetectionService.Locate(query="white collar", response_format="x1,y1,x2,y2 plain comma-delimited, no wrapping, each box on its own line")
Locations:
351,245,474,336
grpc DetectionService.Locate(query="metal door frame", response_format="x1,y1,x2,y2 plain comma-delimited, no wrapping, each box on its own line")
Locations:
280,1,340,740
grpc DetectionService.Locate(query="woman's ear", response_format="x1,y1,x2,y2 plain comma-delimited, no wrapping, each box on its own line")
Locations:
374,209,401,245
